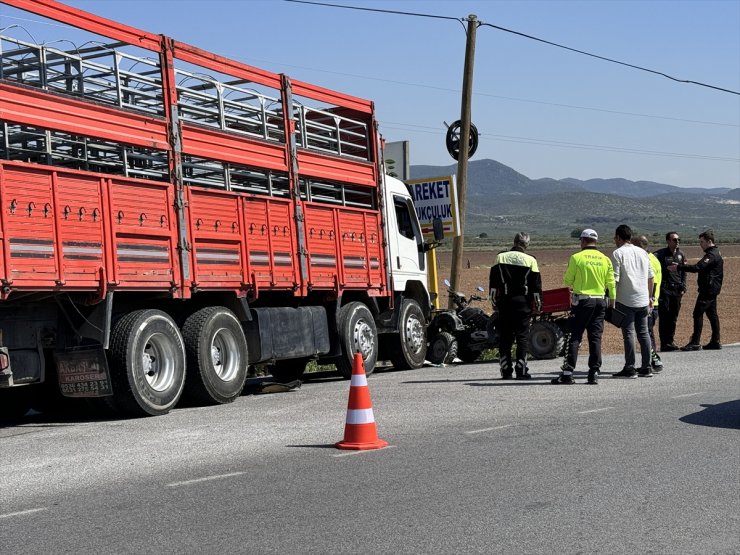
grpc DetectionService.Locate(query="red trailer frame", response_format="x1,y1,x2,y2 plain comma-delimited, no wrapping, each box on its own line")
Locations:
0,0,387,302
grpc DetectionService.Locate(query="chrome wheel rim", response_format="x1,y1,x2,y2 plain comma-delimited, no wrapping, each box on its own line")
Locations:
210,327,240,382
142,332,177,392
352,318,375,360
405,314,425,355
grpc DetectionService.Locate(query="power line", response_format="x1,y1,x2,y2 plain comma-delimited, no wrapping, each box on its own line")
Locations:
283,0,460,22
478,22,740,96
5,8,736,127
237,56,736,128
285,0,739,96
380,122,740,163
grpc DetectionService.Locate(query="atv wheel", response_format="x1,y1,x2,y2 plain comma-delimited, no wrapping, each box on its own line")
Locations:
528,320,565,360
428,332,458,365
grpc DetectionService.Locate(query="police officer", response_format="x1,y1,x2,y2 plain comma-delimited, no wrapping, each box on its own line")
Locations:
552,229,616,385
670,229,724,350
653,231,687,351
489,232,542,380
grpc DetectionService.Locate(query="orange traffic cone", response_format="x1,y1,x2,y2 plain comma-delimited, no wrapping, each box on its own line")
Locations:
336,352,388,450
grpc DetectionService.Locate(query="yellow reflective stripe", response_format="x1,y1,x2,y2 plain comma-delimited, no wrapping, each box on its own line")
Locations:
496,251,538,270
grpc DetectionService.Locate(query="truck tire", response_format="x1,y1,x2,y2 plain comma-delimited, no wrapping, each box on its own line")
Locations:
388,299,427,370
269,358,309,383
0,387,32,421
428,332,458,365
528,321,565,360
335,302,377,379
108,309,186,417
182,307,248,405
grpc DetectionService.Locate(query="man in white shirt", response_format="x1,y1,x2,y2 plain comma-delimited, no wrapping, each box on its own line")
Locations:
611,224,655,378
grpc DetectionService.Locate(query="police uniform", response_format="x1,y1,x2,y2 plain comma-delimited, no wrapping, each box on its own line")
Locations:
654,244,687,350
647,252,663,369
554,230,616,385
489,247,542,379
679,244,724,349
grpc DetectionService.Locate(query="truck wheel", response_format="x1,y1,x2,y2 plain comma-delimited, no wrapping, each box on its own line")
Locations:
528,321,565,360
0,387,33,421
388,299,427,370
457,346,481,364
108,309,186,417
182,307,248,405
269,358,309,383
428,332,458,365
335,302,377,379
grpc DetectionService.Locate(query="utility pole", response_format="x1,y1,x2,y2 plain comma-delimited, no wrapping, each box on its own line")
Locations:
449,14,478,308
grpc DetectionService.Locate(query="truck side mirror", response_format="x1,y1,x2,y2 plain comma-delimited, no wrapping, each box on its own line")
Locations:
432,218,444,241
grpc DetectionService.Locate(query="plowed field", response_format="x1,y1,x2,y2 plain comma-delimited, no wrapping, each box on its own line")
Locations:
435,244,739,355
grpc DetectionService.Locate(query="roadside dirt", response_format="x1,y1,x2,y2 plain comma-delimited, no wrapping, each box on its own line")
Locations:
435,244,739,355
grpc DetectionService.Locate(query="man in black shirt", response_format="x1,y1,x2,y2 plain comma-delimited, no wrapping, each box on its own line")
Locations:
669,229,724,351
653,231,687,351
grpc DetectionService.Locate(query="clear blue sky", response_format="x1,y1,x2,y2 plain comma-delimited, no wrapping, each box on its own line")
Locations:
3,0,738,189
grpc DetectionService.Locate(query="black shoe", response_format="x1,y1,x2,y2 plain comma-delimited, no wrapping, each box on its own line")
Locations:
501,373,514,380
515,372,532,380
703,342,722,350
637,367,654,378
612,367,637,379
681,343,702,351
651,354,663,372
551,374,575,385
661,344,679,352
587,370,599,385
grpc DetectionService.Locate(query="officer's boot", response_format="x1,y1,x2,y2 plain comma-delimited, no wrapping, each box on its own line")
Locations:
515,359,531,380
551,363,575,385
500,356,513,380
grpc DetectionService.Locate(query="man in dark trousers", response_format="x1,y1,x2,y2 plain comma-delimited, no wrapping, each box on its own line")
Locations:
653,231,687,351
670,229,724,350
551,229,616,385
489,232,542,380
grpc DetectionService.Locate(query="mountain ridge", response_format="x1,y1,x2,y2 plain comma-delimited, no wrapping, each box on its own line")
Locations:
409,159,740,239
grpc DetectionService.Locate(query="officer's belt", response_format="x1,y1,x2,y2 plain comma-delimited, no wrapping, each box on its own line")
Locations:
573,294,606,301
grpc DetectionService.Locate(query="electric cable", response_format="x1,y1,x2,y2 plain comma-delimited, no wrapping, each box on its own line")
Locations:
379,122,740,163
478,22,739,96
284,0,739,96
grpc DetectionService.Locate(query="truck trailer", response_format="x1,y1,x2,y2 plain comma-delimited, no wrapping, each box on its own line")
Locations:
0,0,434,417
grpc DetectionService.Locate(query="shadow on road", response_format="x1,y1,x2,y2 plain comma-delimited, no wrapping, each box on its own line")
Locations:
680,399,740,430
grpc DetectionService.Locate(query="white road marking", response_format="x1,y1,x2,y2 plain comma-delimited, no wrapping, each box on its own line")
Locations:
332,445,396,457
166,471,247,487
0,507,48,519
465,424,515,435
672,392,703,399
577,407,615,414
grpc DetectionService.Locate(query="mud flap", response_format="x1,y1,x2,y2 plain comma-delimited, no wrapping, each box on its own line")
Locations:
54,348,113,398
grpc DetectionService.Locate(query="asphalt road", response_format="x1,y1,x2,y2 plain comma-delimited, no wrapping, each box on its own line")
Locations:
1,346,738,554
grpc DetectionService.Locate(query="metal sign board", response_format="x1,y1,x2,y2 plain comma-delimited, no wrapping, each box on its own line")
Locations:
383,140,410,181
405,175,460,238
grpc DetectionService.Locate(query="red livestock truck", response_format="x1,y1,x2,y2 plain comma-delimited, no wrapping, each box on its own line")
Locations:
0,0,436,418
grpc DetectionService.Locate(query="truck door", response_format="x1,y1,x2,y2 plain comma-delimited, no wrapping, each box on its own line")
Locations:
390,195,425,284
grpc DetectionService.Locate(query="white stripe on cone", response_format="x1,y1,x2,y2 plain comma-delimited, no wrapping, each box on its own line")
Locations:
350,374,368,387
346,408,375,425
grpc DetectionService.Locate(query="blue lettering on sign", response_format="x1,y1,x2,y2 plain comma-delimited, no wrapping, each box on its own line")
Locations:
411,180,451,201
415,205,452,220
